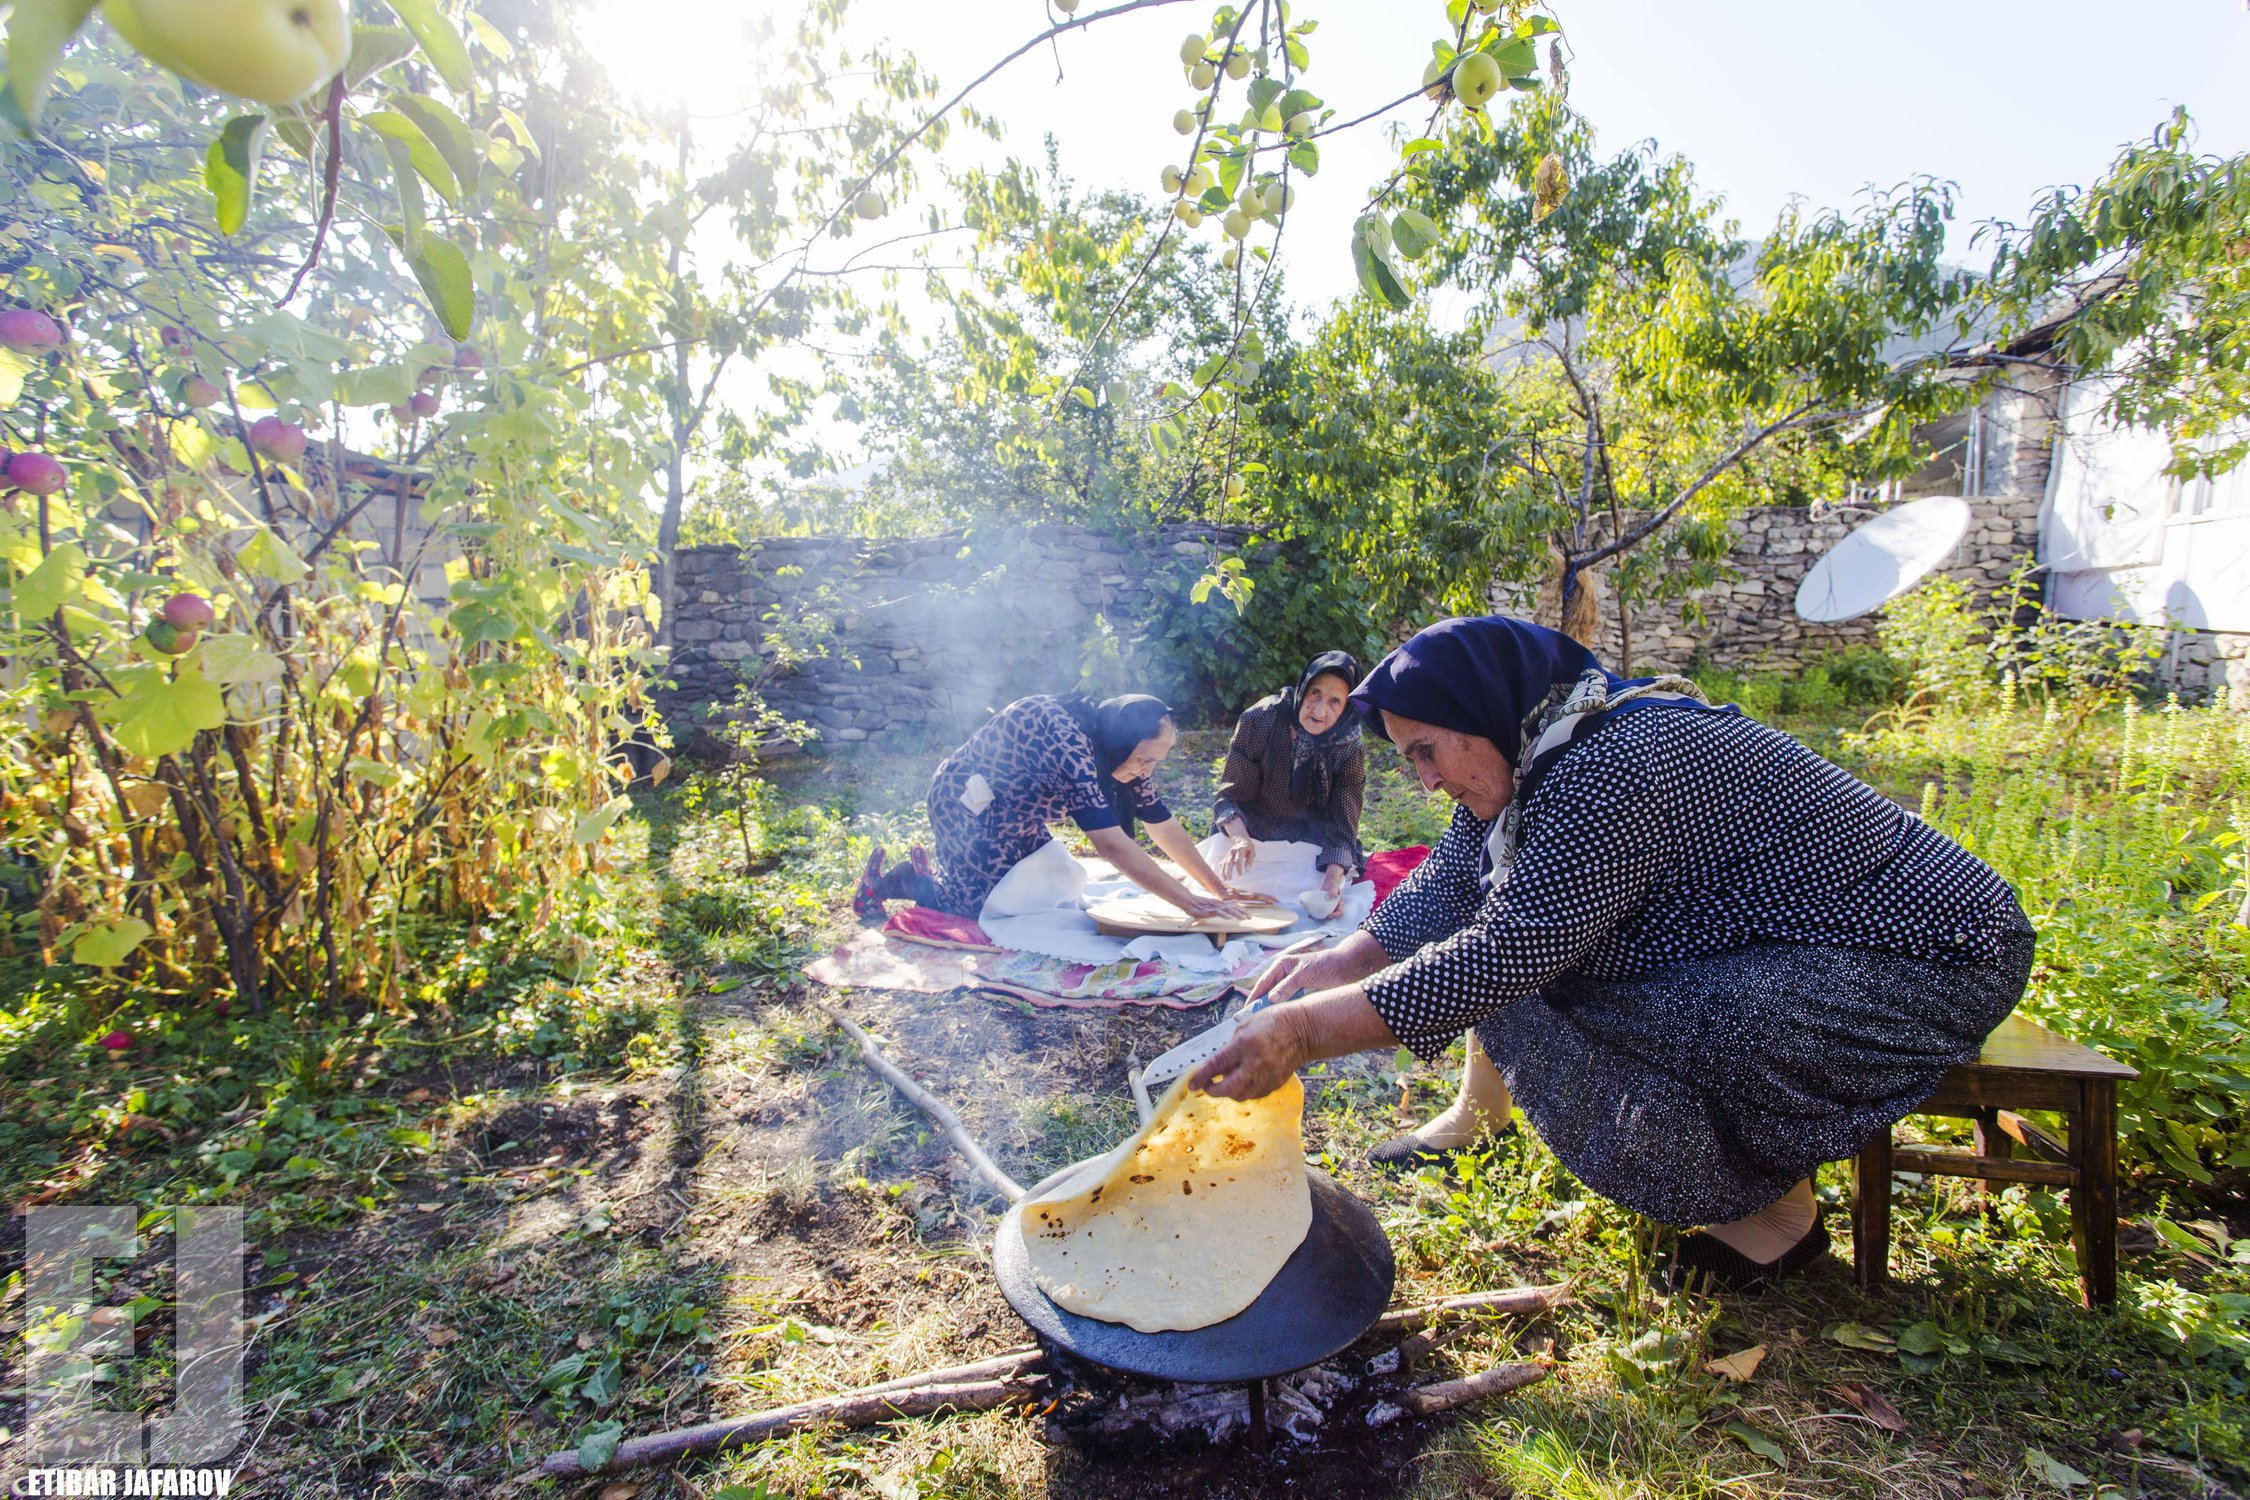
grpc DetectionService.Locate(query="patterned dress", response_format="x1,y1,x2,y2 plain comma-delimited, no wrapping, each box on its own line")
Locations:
923,695,1171,918
1212,695,1367,875
1360,706,2033,1225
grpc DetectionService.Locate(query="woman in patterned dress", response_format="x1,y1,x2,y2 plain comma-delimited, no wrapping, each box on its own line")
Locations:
1192,616,2033,1291
855,692,1245,923
1211,651,1367,910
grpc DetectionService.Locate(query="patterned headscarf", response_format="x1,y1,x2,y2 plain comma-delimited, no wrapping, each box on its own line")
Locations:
1060,692,1174,835
1283,650,1363,806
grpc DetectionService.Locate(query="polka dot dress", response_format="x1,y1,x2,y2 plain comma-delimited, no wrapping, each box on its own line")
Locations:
1362,706,2035,1225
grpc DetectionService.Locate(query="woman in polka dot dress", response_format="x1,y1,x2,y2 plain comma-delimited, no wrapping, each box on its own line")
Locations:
1191,616,2032,1292
855,692,1245,923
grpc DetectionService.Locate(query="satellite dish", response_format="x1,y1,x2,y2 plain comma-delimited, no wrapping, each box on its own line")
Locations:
1795,496,1972,623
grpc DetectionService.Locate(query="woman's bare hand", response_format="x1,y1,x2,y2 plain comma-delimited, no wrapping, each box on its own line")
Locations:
1248,945,1364,1004
1172,891,1248,921
1220,838,1256,882
1190,1005,1308,1100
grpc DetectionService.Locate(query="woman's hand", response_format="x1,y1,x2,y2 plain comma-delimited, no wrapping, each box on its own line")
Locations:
1249,944,1369,1004
1320,863,1349,898
1190,1004,1310,1101
1220,838,1256,882
1171,891,1248,921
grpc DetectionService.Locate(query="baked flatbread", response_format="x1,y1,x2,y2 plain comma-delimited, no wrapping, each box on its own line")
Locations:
1019,1075,1311,1332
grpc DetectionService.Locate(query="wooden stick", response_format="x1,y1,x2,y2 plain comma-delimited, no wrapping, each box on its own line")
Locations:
1397,1361,1550,1416
540,1373,1039,1477
816,1003,1027,1203
1372,1282,1569,1335
846,1347,1041,1399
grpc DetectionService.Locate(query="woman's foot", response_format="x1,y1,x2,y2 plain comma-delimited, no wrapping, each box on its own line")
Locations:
1659,1182,1830,1293
908,845,933,880
1368,1031,1516,1172
852,847,889,922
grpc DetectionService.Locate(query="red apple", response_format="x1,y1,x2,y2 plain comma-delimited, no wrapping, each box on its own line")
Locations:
452,345,483,370
409,391,440,418
143,619,194,655
180,375,223,407
162,592,216,631
246,415,307,464
0,309,63,354
5,451,66,495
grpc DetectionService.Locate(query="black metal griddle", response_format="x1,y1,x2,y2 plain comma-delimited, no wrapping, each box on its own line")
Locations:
992,1163,1395,1388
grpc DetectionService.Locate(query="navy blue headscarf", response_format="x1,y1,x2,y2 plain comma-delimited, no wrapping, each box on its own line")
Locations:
1284,650,1363,805
1350,616,1727,793
1060,692,1174,834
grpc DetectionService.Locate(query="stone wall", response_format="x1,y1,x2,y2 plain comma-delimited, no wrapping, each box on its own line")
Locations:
662,523,1254,745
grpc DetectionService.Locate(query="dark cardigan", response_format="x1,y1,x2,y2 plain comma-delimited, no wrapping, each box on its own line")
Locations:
1212,694,1367,875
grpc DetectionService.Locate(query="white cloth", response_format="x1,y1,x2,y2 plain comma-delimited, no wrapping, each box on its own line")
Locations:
976,837,1376,972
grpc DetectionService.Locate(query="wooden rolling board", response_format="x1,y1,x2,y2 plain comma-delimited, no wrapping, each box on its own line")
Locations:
1086,893,1301,939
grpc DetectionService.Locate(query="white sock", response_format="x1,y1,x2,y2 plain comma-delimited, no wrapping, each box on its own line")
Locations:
1699,1178,1817,1263
1405,1032,1514,1150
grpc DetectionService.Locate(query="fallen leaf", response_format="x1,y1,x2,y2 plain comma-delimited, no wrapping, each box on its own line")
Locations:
2024,1446,2090,1491
1832,1380,1910,1434
599,1485,641,1500
1821,1320,1896,1352
402,1088,432,1104
1705,1343,1767,1382
426,1327,460,1348
1723,1419,1788,1464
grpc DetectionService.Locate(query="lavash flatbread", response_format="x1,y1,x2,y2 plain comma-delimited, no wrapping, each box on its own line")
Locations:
1018,1075,1311,1333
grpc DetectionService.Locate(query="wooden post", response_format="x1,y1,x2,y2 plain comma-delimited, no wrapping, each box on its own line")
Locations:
2072,1079,2120,1307
1972,1107,2013,1202
1854,1128,1893,1293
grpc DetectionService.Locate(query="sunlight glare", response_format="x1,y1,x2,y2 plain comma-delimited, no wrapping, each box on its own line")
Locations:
577,0,771,116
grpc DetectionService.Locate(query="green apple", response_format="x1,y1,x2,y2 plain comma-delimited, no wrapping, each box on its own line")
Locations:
1178,33,1206,65
1184,165,1212,197
102,0,350,107
1286,111,1316,138
1221,244,1240,270
1452,52,1503,108
1172,109,1196,135
1174,202,1203,227
853,189,886,219
1161,165,1184,194
1224,50,1249,79
1056,0,1079,11
1189,60,1215,89
1421,57,1452,103
1263,182,1294,216
1223,473,1244,498
1222,208,1251,239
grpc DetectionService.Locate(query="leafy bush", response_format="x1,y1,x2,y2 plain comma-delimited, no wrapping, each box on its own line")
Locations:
1891,690,2250,1186
1819,646,1908,705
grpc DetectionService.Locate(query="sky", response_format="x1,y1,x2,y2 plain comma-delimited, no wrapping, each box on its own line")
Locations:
579,0,2250,466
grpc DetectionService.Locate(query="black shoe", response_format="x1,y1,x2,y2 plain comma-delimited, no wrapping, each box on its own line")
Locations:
1657,1208,1831,1294
1367,1124,1515,1174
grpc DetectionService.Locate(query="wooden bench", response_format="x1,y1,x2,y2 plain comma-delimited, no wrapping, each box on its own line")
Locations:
1852,1013,2138,1306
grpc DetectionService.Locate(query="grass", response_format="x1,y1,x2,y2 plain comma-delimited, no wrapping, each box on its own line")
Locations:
1,705,2245,1499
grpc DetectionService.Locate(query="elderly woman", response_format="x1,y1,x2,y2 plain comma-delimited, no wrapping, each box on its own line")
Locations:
1192,617,2032,1291
856,692,1243,924
1210,651,1367,907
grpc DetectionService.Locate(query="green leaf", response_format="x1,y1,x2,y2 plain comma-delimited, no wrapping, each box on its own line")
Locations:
464,11,514,60
238,527,310,584
2023,1447,2089,1491
1245,76,1282,113
1492,36,1536,73
15,541,86,617
196,634,284,685
383,228,476,339
2153,1215,2217,1258
575,1421,623,1474
363,109,460,205
204,115,269,236
1894,1321,1946,1357
1392,207,1442,261
1275,87,1321,118
107,667,227,759
6,0,98,130
0,346,27,405
1283,35,1308,68
390,93,479,199
537,1354,588,1391
385,0,472,95
1287,140,1319,176
1723,1420,1787,1464
1820,1321,1895,1352
344,24,419,88
1400,137,1442,157
348,756,402,787
574,794,632,845
495,103,538,157
1069,385,1097,409
1522,13,1561,34
73,918,152,968
381,134,426,256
